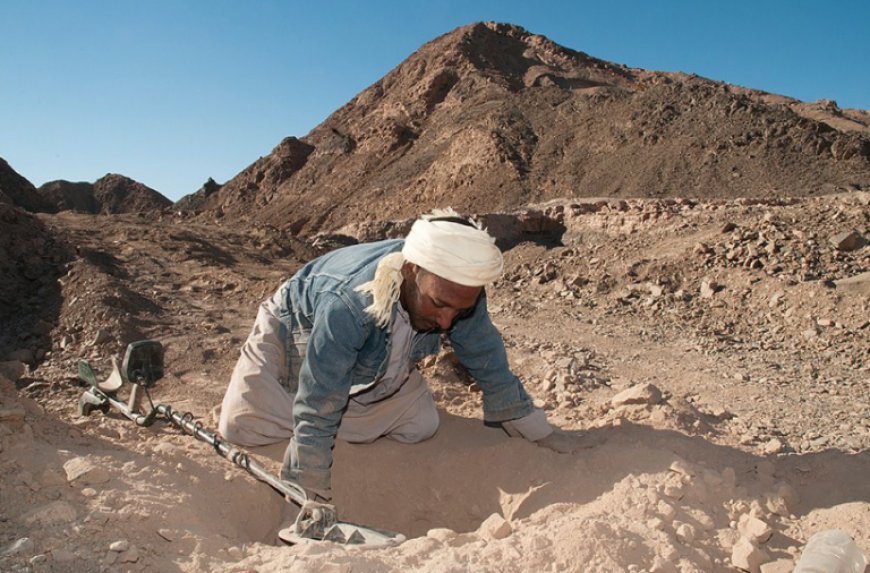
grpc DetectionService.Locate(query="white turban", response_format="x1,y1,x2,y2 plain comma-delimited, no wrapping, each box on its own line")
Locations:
355,208,503,327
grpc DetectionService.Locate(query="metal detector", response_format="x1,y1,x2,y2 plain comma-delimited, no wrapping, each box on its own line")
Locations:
77,340,404,547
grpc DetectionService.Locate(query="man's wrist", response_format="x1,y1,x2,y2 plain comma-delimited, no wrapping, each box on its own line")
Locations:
304,486,333,503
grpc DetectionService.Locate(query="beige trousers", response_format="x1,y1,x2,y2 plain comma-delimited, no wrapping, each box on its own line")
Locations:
218,295,439,447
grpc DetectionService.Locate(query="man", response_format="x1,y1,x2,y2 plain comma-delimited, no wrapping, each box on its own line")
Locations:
219,208,580,505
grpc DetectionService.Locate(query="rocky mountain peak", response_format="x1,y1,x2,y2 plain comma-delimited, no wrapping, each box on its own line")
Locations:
177,22,870,236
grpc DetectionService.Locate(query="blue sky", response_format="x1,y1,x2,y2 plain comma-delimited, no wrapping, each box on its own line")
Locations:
2,1,868,202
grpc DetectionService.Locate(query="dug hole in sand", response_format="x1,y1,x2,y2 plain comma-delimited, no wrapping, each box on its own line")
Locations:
238,411,870,573
2,360,867,573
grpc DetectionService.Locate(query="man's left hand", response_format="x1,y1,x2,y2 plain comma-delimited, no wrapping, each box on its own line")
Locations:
534,430,597,454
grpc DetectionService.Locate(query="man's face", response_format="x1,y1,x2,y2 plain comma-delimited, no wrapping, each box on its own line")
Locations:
400,265,482,332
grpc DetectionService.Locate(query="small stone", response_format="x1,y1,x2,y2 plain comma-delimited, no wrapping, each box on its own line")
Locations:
765,496,790,518
109,540,129,552
762,438,784,455
479,513,512,540
63,457,111,485
738,515,773,543
120,546,139,563
657,500,676,520
829,230,866,251
612,383,663,406
60,334,75,349
90,329,113,346
700,279,719,299
731,537,769,573
675,522,697,543
648,283,664,298
427,528,458,543
711,405,732,418
226,546,244,560
768,292,785,308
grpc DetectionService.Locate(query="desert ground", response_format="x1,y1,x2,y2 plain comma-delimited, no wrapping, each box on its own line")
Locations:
1,190,868,573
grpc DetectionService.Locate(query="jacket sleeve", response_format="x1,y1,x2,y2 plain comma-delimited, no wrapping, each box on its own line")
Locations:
285,292,365,495
448,293,535,423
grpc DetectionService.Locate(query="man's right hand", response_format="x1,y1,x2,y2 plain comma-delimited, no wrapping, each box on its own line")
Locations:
535,430,597,454
294,499,338,540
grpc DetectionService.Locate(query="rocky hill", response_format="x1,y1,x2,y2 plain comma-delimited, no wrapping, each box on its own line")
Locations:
36,173,171,214
1,159,171,215
33,180,96,213
179,22,870,235
0,158,53,213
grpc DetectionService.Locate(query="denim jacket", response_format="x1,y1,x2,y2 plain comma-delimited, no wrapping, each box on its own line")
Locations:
277,239,534,493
